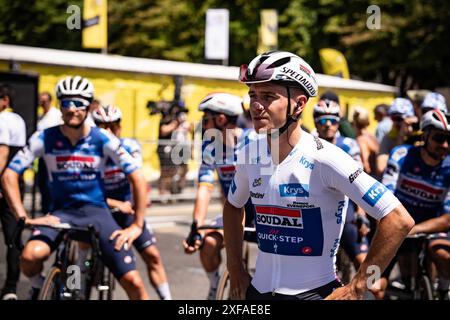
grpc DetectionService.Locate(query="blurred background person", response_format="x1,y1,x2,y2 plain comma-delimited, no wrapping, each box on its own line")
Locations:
352,106,380,177
374,103,392,143
319,91,356,138
377,98,417,176
0,84,26,300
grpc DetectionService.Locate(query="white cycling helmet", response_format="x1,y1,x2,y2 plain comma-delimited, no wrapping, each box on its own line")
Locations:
56,76,94,101
420,109,450,132
239,51,318,97
313,99,341,118
198,93,243,116
389,98,414,117
421,92,447,113
92,104,122,123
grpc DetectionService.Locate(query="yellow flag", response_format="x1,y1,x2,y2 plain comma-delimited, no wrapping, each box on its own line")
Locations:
319,48,350,79
257,10,278,54
82,0,108,49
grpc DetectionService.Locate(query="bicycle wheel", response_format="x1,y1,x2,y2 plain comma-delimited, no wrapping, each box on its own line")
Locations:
215,269,230,300
39,267,63,300
416,275,434,300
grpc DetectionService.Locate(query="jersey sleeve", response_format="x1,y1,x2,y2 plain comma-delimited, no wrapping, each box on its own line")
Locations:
7,131,45,174
123,138,143,167
227,145,250,209
381,145,409,192
442,187,450,215
320,144,401,221
102,132,139,175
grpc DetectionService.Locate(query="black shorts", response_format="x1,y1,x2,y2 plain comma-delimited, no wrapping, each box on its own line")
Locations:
246,280,343,300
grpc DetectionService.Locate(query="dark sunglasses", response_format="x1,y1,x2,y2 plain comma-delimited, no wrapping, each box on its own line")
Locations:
431,133,450,144
202,115,218,124
60,98,89,110
315,117,340,125
239,64,274,83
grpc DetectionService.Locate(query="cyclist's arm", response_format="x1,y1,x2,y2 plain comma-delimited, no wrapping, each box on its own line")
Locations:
320,146,414,299
330,204,414,299
192,183,213,226
1,131,44,221
0,144,9,175
127,169,146,229
409,214,450,234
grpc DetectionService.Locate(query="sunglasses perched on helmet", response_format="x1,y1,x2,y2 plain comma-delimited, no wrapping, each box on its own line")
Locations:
315,116,340,125
239,64,275,83
60,98,89,110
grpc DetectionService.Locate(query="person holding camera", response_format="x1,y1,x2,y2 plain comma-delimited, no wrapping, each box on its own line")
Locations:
156,101,190,202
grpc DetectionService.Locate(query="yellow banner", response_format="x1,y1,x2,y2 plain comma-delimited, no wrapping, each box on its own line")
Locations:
82,0,108,49
258,9,278,54
319,48,350,79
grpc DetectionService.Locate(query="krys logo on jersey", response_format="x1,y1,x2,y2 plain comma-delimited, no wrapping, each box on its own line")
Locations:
255,205,324,256
279,183,310,197
55,155,99,171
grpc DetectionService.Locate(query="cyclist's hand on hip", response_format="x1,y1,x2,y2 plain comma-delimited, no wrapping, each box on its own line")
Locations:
229,269,251,300
325,280,365,300
110,223,142,251
26,214,60,226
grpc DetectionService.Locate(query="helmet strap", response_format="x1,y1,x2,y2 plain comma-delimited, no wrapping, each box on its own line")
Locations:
270,87,298,137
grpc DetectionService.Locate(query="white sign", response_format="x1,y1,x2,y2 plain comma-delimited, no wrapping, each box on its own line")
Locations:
205,9,229,60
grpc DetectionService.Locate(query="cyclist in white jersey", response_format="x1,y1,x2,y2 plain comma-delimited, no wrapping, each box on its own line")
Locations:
223,50,415,300
182,93,254,299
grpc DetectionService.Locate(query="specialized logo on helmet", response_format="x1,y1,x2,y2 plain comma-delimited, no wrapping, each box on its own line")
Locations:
280,67,317,96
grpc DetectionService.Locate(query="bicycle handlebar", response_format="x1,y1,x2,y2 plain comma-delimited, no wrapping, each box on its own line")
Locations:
406,233,446,240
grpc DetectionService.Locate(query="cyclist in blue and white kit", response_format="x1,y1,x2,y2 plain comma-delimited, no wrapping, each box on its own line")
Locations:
182,93,255,299
91,104,172,300
1,76,149,300
313,100,372,270
223,50,414,300
379,109,450,299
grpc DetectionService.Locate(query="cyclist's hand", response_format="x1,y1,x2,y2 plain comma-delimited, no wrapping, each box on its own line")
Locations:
117,201,135,215
325,279,365,300
182,232,202,254
229,269,251,300
25,214,60,226
110,223,142,251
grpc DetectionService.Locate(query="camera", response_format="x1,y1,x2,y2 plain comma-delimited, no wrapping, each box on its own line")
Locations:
146,99,188,118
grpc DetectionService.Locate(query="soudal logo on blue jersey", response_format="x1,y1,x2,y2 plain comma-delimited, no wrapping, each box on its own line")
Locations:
279,183,309,197
256,205,303,228
362,182,387,207
56,155,96,171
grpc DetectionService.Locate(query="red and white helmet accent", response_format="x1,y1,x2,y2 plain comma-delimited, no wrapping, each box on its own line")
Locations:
239,51,318,97
420,109,450,131
92,104,123,123
55,75,94,101
313,99,341,118
198,93,243,116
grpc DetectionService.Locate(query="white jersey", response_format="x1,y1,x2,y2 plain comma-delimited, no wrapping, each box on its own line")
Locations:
228,130,400,295
37,107,63,131
0,110,26,147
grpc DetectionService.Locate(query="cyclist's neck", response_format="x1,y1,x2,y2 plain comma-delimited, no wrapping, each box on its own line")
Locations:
267,122,302,165
60,123,91,146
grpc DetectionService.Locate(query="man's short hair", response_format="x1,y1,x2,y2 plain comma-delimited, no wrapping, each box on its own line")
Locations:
0,83,14,107
40,91,52,102
374,103,389,114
